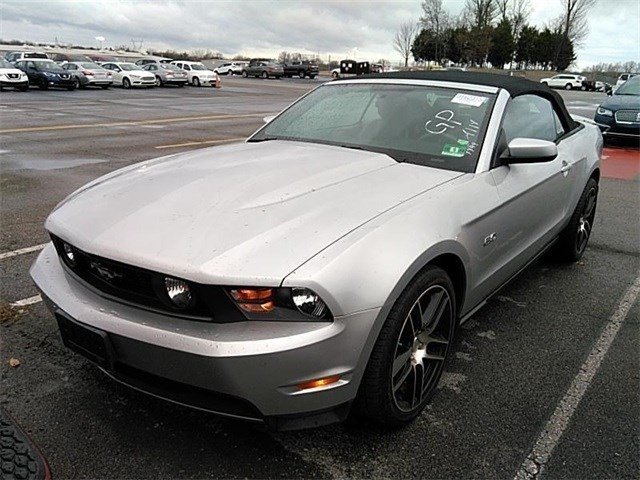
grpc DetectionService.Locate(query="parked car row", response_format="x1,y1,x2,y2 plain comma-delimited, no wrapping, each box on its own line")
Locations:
539,73,624,94
2,51,325,89
1,52,222,91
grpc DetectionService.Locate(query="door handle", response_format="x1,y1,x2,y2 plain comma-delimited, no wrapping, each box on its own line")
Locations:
561,161,572,175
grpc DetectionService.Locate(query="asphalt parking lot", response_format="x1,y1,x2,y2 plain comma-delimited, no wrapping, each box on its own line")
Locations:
1,78,638,479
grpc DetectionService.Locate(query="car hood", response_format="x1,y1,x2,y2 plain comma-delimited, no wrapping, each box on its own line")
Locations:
46,141,462,286
600,94,640,110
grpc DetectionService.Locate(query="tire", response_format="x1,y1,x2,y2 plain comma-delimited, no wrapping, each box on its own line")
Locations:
156,76,163,87
67,85,76,91
580,85,586,91
193,77,200,87
310,75,316,79
356,266,457,426
261,71,269,79
298,71,305,79
38,78,48,90
241,70,248,78
565,83,572,90
122,77,131,89
555,178,598,262
18,85,29,92
332,71,339,79
542,81,548,86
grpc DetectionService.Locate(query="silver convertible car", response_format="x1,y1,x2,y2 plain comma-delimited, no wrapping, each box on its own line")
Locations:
31,72,601,430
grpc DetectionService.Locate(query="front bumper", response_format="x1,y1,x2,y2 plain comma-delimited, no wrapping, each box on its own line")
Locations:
595,113,640,137
41,77,75,88
193,77,216,85
31,243,378,429
130,78,156,87
0,79,28,88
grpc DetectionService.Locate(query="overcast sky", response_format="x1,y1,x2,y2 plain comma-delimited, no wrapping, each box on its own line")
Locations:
1,0,638,68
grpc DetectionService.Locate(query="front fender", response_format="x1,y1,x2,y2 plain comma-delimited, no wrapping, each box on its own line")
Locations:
282,197,470,318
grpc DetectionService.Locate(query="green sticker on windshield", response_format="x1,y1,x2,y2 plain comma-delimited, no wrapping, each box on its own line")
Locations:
442,139,468,157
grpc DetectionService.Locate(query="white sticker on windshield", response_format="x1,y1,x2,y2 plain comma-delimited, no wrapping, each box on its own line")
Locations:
451,93,488,107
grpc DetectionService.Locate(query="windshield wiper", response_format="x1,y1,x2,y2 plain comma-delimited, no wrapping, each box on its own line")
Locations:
247,137,280,143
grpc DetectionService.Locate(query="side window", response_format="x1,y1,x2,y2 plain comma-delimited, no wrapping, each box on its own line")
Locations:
503,95,559,143
553,111,566,138
183,64,191,70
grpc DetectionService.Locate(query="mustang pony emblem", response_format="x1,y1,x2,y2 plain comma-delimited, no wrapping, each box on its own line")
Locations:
89,261,122,282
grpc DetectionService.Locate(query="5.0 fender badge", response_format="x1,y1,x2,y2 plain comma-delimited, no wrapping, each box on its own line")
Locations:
483,233,497,247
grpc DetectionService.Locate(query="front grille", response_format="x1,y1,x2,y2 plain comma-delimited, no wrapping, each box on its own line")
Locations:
615,109,640,123
50,235,244,322
7,73,19,79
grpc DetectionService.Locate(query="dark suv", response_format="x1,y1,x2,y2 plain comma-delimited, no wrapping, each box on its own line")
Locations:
15,59,76,90
283,60,318,79
594,76,640,140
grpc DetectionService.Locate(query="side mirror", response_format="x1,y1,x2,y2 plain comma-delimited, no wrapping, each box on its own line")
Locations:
502,138,558,164
263,115,275,124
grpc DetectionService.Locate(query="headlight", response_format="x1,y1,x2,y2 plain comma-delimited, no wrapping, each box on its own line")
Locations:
228,287,331,321
44,72,57,77
164,277,194,309
292,288,327,318
597,107,613,117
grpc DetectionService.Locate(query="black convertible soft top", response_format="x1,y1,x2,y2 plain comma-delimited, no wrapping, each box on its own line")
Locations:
362,70,579,130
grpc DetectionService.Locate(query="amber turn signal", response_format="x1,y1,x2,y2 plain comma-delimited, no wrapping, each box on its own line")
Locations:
297,375,341,391
230,288,275,313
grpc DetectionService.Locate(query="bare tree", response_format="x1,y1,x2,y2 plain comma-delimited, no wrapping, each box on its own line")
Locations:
393,21,418,67
510,0,531,38
556,0,597,45
465,0,497,29
420,0,450,62
496,0,510,22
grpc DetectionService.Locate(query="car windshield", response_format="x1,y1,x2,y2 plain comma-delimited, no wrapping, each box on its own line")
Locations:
250,83,496,173
161,64,182,71
79,62,100,69
615,78,640,95
33,60,64,71
190,63,207,70
0,59,14,68
119,64,138,71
